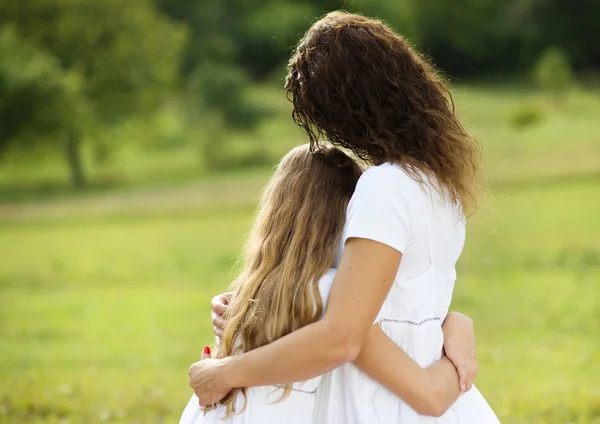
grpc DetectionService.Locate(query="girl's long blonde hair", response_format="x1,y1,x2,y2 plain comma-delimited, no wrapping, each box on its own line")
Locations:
216,144,362,417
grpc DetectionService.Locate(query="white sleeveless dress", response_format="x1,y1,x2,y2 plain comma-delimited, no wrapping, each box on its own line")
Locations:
314,163,500,424
179,270,335,424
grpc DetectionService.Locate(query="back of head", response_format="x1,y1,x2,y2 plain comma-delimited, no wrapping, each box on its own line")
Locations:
217,144,362,416
285,11,482,216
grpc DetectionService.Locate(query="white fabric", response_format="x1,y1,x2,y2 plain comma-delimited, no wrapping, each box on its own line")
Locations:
315,163,500,423
179,269,336,424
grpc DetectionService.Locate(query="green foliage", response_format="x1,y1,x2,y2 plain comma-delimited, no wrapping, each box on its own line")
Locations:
236,1,319,77
153,0,600,99
533,47,574,102
193,111,274,172
155,0,262,129
0,25,88,151
406,0,513,73
186,61,264,129
2,0,600,190
0,0,186,121
2,82,600,196
0,0,186,188
508,103,545,129
519,0,600,70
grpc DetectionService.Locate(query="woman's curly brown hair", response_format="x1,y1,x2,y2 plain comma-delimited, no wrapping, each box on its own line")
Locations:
285,11,483,215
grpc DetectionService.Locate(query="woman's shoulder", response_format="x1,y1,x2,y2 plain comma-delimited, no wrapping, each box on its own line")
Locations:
356,163,423,200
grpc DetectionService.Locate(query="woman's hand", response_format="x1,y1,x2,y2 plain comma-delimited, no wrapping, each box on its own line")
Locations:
211,292,232,343
189,348,233,407
442,312,478,393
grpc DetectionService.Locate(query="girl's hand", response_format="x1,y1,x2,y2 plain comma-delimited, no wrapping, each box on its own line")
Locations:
211,292,233,343
442,312,478,393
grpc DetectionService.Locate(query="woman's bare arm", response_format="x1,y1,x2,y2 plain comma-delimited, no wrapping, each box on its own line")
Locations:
191,239,458,406
210,294,464,416
216,239,400,386
206,276,475,417
209,298,472,416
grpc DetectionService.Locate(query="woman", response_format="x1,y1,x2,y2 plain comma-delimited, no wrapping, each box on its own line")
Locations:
190,11,499,423
180,145,473,423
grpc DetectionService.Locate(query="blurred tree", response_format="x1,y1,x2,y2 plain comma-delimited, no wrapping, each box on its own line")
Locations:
518,0,600,71
400,0,523,75
2,0,600,189
533,47,574,104
0,0,185,188
159,0,600,84
509,103,544,129
0,26,89,186
348,0,600,77
155,0,260,128
233,0,318,78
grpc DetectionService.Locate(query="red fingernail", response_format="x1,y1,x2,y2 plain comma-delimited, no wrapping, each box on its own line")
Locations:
203,346,211,355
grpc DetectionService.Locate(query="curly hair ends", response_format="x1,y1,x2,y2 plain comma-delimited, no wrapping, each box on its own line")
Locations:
285,11,483,216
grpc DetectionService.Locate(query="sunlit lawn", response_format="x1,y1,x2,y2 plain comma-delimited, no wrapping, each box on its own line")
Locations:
0,207,253,423
1,178,599,424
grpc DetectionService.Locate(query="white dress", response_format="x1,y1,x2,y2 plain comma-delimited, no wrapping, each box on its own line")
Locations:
314,163,500,424
179,270,336,424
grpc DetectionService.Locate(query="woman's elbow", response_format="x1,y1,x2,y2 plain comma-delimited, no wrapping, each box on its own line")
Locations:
324,321,362,364
340,337,362,363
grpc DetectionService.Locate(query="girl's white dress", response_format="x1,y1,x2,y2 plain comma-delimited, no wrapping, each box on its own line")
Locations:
313,163,500,423
179,270,335,424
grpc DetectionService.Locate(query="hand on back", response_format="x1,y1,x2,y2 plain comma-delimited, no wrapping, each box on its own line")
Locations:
442,312,478,392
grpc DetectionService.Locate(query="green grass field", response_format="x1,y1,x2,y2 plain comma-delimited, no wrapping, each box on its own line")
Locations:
1,83,599,423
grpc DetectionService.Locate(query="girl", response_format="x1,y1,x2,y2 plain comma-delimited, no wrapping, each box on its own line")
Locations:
190,11,500,424
181,144,476,423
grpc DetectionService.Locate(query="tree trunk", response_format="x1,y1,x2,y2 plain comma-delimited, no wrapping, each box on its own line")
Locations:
65,130,86,189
